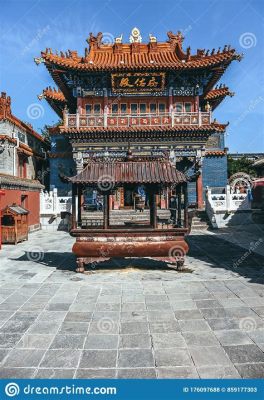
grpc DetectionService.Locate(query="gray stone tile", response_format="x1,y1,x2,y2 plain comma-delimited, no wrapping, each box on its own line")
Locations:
117,368,156,378
40,349,81,368
226,306,259,318
0,319,33,334
120,311,147,321
85,335,118,349
0,368,36,378
98,295,121,303
197,365,241,378
179,319,211,332
235,363,264,378
157,367,199,378
50,334,85,349
248,329,264,344
96,302,120,311
183,331,219,346
252,306,264,318
146,302,172,311
207,318,240,331
0,349,8,363
59,322,89,334
89,321,119,335
0,333,22,348
34,369,75,378
69,303,96,312
155,348,193,367
145,295,168,302
147,311,175,321
171,301,197,310
120,321,148,334
152,333,186,348
16,334,54,349
64,312,92,322
3,349,45,367
223,344,264,364
214,330,253,346
118,349,154,368
92,311,120,321
79,350,117,368
119,334,151,349
189,346,232,367
38,311,67,321
20,303,46,312
122,295,145,303
28,320,62,334
196,300,222,309
174,309,203,320
149,321,180,333
76,369,117,378
200,308,229,319
46,303,71,311
122,303,146,312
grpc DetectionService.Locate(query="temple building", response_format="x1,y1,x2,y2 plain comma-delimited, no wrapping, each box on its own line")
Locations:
36,28,241,209
0,92,49,231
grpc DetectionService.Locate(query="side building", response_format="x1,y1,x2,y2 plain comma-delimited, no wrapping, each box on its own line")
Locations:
0,92,50,231
36,28,241,208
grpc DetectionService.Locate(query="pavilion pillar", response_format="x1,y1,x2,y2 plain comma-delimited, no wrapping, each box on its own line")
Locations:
177,184,182,227
196,172,203,209
183,182,188,229
71,184,77,229
77,184,82,227
149,188,157,229
103,193,110,229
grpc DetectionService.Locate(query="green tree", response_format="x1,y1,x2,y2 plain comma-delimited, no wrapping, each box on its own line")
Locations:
227,156,257,178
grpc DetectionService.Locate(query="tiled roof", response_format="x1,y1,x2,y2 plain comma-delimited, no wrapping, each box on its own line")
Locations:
59,123,227,135
39,87,66,102
68,160,187,185
36,30,242,75
40,45,241,72
205,86,234,100
0,92,46,143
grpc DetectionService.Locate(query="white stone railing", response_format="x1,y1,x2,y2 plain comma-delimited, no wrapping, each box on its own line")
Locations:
205,185,251,228
64,111,211,129
40,188,72,215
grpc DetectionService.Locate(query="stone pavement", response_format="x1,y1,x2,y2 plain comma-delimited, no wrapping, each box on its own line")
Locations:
0,230,264,379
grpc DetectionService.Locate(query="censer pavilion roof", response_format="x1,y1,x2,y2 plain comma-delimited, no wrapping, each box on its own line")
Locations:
67,160,187,185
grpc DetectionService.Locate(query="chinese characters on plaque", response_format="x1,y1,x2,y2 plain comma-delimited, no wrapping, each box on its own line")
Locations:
111,72,165,93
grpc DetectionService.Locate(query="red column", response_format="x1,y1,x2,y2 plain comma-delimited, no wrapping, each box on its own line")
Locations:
196,172,203,209
0,190,6,250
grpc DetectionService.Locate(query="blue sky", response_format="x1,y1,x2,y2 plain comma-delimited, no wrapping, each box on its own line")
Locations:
0,0,263,153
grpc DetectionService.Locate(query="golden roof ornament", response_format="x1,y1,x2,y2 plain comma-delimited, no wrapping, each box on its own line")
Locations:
129,27,142,43
149,33,157,43
115,34,123,44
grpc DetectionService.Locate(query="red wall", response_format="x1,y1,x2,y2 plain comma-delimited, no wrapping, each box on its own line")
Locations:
1,189,40,227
